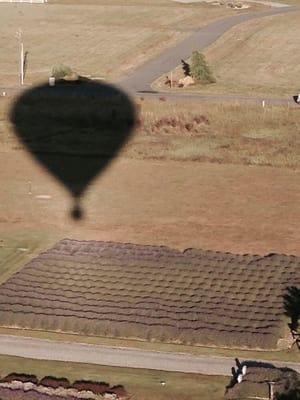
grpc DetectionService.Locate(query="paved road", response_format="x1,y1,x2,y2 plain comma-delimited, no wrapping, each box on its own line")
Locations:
118,5,300,93
130,89,298,105
0,335,299,376
1,85,297,106
1,6,299,105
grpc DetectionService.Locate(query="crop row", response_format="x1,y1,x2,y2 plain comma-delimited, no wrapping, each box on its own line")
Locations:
0,239,298,349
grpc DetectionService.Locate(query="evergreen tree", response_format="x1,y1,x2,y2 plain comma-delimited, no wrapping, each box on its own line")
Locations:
190,51,216,84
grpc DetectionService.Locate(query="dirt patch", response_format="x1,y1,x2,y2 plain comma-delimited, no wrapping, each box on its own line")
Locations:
0,149,299,256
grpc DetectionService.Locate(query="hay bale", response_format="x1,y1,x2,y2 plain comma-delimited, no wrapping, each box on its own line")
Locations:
178,76,195,88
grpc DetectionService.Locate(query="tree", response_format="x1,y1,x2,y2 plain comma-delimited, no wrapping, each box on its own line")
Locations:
51,64,73,79
190,51,216,84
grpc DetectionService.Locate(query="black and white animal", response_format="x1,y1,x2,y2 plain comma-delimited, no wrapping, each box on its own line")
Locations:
293,94,300,104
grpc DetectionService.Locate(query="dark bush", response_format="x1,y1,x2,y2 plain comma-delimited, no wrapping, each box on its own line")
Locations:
72,380,110,394
110,385,128,398
1,373,38,385
39,376,70,389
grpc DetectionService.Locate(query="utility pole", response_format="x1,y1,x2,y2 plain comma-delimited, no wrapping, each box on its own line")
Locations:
15,28,24,86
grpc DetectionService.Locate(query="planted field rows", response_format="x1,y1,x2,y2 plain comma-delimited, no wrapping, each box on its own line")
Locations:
0,239,299,349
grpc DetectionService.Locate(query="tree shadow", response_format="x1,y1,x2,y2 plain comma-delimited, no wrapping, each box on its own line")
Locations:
284,286,300,350
9,78,136,220
277,387,300,400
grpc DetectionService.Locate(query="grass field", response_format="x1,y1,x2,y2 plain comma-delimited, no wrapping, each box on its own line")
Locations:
0,94,299,256
2,96,300,168
0,0,237,86
128,99,300,169
0,354,227,400
154,11,300,96
0,92,299,253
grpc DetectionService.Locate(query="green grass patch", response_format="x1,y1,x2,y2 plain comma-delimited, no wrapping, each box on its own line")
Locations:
0,231,62,284
0,354,227,400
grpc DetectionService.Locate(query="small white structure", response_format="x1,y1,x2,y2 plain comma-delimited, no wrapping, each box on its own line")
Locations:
49,77,55,87
237,374,243,384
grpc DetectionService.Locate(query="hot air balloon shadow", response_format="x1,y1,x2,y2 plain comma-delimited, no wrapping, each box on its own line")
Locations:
9,79,136,219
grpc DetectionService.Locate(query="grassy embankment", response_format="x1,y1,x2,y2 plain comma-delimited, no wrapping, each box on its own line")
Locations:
153,11,300,97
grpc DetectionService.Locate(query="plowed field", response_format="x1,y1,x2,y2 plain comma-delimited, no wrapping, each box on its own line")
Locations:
0,239,299,349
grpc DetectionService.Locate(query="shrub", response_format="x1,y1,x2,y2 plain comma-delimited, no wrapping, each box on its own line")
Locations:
72,380,110,394
39,376,70,389
110,385,127,398
1,373,38,385
51,64,73,79
190,51,216,84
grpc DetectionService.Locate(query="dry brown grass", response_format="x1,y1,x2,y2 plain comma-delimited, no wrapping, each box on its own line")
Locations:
154,11,300,96
126,99,300,169
0,94,299,258
1,96,299,168
0,1,234,86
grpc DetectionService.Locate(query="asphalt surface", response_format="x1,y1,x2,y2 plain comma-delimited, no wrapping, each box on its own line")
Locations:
0,335,299,375
118,5,300,94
